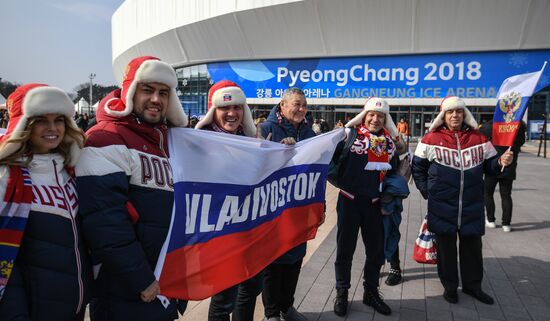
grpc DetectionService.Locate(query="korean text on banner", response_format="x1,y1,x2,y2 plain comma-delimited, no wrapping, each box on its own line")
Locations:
155,128,345,300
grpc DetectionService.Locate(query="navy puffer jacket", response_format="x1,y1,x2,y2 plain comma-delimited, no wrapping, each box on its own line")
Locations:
412,126,502,236
75,90,180,320
0,154,92,321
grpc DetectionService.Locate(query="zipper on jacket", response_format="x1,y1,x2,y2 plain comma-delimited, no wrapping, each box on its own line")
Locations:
154,127,169,159
455,133,465,230
154,127,174,179
52,159,84,314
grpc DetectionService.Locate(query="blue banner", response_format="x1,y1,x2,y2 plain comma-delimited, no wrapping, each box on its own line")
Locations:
206,50,550,99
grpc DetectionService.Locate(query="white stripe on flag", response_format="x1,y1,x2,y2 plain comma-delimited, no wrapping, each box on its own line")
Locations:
167,128,346,185
497,61,547,99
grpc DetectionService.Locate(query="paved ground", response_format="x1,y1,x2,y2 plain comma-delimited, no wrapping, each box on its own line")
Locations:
179,142,550,321
287,144,550,321
86,142,550,321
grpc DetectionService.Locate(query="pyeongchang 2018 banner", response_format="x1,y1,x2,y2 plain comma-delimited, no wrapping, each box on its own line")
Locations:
155,128,345,300
492,62,547,146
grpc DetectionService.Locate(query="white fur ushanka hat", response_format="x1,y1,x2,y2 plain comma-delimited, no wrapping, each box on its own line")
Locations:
345,97,399,137
428,96,477,132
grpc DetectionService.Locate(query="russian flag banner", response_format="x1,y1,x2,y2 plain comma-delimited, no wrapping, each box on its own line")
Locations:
155,128,345,300
492,62,547,146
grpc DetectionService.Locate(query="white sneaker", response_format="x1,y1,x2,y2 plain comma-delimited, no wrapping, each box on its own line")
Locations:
485,220,496,228
502,225,512,232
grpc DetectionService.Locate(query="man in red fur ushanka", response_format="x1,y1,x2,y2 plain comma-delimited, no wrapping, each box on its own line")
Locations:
76,56,188,321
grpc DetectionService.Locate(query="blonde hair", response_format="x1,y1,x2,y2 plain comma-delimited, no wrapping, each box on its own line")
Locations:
0,116,86,167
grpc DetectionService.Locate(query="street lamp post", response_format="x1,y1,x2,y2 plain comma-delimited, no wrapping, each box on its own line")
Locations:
89,73,96,116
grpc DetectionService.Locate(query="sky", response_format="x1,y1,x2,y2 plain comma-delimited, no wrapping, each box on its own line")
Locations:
0,0,124,94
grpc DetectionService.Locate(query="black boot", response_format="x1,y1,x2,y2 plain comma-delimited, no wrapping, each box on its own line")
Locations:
281,306,307,321
443,289,458,304
462,288,494,305
363,288,391,315
333,288,348,316
384,268,402,286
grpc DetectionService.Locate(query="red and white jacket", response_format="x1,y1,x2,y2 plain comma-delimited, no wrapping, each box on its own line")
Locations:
412,126,501,236
75,90,180,320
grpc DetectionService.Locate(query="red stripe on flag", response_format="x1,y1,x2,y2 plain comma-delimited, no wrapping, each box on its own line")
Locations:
492,121,520,146
159,202,323,300
0,229,24,245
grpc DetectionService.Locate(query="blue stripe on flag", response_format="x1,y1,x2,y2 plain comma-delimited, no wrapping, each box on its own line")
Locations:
168,164,327,250
0,216,28,232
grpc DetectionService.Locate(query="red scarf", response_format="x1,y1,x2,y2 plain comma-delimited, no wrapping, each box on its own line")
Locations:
357,125,396,171
356,126,396,192
0,166,33,301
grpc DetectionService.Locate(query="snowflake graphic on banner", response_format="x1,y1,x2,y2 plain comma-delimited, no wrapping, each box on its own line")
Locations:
181,79,188,86
508,53,528,68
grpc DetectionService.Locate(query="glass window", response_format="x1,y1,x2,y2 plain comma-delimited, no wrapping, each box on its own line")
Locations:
175,64,212,116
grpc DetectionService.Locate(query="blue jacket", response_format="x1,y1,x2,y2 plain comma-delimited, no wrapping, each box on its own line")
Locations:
259,104,316,264
381,173,409,260
75,92,180,320
412,126,502,236
0,155,92,321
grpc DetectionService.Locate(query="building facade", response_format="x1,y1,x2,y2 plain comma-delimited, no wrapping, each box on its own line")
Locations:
112,0,550,137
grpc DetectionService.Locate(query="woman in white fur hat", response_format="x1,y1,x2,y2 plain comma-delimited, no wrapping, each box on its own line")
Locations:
0,84,91,321
330,97,399,317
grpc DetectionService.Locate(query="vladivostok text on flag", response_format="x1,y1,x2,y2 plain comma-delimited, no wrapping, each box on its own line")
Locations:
492,62,547,146
155,128,345,300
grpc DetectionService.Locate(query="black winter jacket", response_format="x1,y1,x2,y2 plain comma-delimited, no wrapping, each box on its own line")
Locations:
331,128,399,198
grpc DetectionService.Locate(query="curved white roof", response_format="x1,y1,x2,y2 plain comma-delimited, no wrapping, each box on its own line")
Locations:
112,0,550,85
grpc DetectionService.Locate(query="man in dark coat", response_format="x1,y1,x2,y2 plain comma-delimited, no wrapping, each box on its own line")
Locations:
259,87,316,321
331,97,401,317
412,97,513,305
479,120,526,232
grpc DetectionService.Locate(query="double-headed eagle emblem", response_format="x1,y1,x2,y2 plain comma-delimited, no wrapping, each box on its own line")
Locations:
369,136,387,157
499,91,522,123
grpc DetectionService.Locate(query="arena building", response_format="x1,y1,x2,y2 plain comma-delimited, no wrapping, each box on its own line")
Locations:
111,0,550,137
